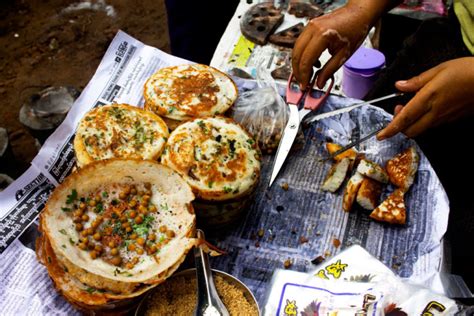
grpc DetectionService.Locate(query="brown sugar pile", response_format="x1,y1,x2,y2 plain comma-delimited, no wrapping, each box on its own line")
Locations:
145,274,257,316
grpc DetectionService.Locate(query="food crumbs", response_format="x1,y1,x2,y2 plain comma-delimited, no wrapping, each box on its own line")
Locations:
257,229,264,238
299,236,309,244
333,238,341,248
281,182,289,191
311,256,325,265
283,259,292,269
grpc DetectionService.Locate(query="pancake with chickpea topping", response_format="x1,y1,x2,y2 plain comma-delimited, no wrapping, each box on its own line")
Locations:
74,104,169,168
40,159,196,297
143,64,238,124
161,117,261,201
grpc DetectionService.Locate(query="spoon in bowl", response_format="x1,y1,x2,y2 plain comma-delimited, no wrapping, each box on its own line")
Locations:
194,229,230,316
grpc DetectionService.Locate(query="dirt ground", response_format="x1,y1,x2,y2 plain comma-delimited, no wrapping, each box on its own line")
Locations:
0,0,170,178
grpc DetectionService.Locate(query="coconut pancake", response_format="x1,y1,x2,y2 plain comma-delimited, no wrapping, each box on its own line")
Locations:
143,64,238,122
41,159,196,295
161,117,261,201
74,104,169,168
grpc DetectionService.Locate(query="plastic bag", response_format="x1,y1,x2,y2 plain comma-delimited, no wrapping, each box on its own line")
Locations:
230,64,288,154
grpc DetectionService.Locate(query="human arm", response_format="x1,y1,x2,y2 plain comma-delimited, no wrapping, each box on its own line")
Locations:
292,0,401,89
377,57,474,140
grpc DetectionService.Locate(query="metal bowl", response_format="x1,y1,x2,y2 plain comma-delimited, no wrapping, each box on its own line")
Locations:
135,268,260,316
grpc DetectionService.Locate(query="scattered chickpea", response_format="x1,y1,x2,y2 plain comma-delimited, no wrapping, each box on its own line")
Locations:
93,233,101,241
120,216,128,223
128,244,136,252
132,257,139,264
90,250,98,259
159,225,167,233
88,243,95,250
79,243,87,250
126,227,132,233
148,205,157,213
91,220,100,229
79,202,87,210
122,222,130,228
138,205,148,214
148,245,157,254
108,241,116,248
144,182,151,190
81,214,89,222
74,209,83,217
86,228,94,235
130,187,137,195
94,244,103,253
129,200,137,208
110,248,119,256
95,195,101,203
142,195,150,202
73,216,82,223
130,233,138,240
136,248,144,255
148,233,156,241
126,262,134,269
80,237,89,245
135,216,143,224
129,210,137,218
137,238,145,246
166,230,175,238
80,230,89,237
75,223,83,231
110,256,122,266
123,186,131,195
88,200,97,207
119,192,128,200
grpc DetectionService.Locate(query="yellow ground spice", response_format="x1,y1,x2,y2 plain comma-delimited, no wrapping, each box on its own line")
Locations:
145,274,257,316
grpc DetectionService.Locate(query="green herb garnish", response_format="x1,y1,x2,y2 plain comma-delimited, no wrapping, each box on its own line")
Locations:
66,189,78,204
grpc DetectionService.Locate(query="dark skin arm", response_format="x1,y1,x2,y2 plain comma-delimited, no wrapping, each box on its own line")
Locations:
292,0,401,89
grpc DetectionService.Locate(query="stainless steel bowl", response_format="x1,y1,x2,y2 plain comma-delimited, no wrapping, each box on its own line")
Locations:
135,268,260,316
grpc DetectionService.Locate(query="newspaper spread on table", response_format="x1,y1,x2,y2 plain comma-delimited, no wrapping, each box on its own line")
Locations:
0,31,451,314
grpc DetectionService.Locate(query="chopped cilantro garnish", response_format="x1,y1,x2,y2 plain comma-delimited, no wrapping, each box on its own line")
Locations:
223,186,232,193
95,203,104,213
102,191,109,198
208,181,214,188
168,106,177,113
160,203,169,211
111,199,119,206
69,238,75,245
66,189,78,204
247,139,255,145
61,207,71,212
59,229,67,235
197,120,209,133
85,287,96,294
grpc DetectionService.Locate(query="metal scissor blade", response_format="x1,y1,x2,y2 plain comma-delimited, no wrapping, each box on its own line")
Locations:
307,92,403,124
269,104,300,187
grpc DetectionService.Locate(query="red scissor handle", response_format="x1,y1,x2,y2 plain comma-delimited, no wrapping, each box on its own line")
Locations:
286,72,334,111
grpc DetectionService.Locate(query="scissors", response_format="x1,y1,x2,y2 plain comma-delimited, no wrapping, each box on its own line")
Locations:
268,72,334,187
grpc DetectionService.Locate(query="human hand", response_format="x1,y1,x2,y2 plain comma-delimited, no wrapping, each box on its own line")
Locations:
377,57,474,140
292,3,373,89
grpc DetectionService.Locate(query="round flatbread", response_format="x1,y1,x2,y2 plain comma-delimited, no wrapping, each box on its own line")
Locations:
143,64,238,122
161,117,261,201
74,104,169,168
41,159,196,296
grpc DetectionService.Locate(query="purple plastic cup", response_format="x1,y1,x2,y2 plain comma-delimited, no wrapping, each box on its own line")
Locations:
342,47,385,99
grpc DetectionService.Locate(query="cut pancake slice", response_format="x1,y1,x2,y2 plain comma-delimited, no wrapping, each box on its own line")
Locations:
370,189,406,225
386,146,419,192
269,23,304,48
325,142,358,162
74,104,169,168
321,158,351,193
356,177,383,210
40,159,196,302
342,172,364,212
356,159,389,184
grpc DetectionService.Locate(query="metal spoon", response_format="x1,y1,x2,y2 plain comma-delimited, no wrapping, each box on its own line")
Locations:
194,229,230,316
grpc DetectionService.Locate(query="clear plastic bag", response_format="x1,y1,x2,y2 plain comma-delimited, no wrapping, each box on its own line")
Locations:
230,64,288,154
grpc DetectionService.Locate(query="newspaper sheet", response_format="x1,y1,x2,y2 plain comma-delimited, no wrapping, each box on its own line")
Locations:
0,30,450,314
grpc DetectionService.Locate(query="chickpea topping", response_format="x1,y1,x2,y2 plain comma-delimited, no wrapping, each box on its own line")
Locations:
94,244,103,253
122,222,130,228
148,205,157,213
132,257,139,264
136,248,144,255
93,233,101,241
80,230,89,237
142,195,151,202
90,250,98,259
123,186,131,195
110,248,119,256
88,243,95,250
144,182,151,189
129,210,137,219
128,244,136,251
80,237,89,245
74,209,84,217
129,200,137,208
119,192,128,200
135,216,143,224
110,256,122,266
104,227,113,235
79,202,87,210
137,238,145,246
138,205,148,214
148,234,156,241
130,187,137,195
130,233,138,240
88,200,97,207
81,214,89,222
159,225,167,233
86,228,94,235
79,243,87,250
75,223,83,231
73,216,82,223
148,245,157,254
95,195,101,202
126,262,134,269
120,216,128,223
126,227,132,233
108,241,116,248
166,230,175,238
91,220,100,229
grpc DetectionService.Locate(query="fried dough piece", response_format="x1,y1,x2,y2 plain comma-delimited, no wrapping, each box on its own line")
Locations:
356,159,389,184
386,146,420,192
370,189,406,225
356,177,383,210
321,158,351,193
342,172,364,212
325,142,358,162
240,3,284,45
269,23,304,48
